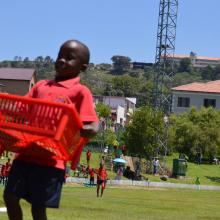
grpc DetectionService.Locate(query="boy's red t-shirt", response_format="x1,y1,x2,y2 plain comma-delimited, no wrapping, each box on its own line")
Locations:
89,168,95,178
86,151,91,159
97,167,107,180
5,162,11,172
1,165,6,177
16,77,98,170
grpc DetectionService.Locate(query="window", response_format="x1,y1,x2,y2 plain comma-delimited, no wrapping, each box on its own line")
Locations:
177,97,190,107
204,99,216,108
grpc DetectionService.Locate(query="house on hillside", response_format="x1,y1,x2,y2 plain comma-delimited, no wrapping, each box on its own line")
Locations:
132,62,153,69
0,68,37,95
171,80,220,113
93,95,136,127
163,52,220,69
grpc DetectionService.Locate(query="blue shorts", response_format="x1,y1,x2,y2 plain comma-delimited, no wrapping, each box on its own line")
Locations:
4,159,65,208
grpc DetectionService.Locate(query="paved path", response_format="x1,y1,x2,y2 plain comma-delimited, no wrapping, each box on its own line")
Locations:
66,177,220,191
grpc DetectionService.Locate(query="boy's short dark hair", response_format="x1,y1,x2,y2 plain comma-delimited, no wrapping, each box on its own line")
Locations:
62,39,90,65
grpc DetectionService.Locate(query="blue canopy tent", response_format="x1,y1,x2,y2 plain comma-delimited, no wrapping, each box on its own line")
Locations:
112,158,127,173
113,158,127,164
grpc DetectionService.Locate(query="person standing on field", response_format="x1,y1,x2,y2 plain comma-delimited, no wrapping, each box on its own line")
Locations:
86,149,92,165
96,163,107,197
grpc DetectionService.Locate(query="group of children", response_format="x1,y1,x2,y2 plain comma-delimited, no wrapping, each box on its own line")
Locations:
87,163,108,197
85,149,108,197
81,153,108,197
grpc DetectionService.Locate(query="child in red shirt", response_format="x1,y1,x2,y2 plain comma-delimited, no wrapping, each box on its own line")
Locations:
86,149,92,165
97,163,107,197
0,164,7,185
3,39,99,220
88,167,95,186
5,158,12,176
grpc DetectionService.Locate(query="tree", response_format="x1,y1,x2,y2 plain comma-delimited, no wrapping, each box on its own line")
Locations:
110,75,141,97
125,106,165,159
136,81,153,107
23,57,34,68
43,56,53,68
143,66,155,80
201,65,214,80
95,63,111,71
214,64,220,80
104,129,117,146
111,55,131,75
173,71,202,87
95,103,111,119
0,61,11,67
169,113,200,157
95,102,111,131
178,58,192,72
92,128,118,151
169,107,220,159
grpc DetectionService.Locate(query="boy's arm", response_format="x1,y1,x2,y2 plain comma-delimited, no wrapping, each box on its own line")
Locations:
80,121,99,138
77,86,99,138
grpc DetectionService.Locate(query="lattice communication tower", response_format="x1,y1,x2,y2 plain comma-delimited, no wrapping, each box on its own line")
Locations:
153,0,178,113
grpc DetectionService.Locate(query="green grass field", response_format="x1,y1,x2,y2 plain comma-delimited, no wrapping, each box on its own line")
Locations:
0,153,220,219
0,185,220,220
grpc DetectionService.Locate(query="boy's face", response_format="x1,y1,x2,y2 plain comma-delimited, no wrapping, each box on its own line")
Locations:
55,41,88,80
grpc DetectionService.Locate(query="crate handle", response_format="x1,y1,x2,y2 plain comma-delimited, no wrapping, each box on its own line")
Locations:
54,114,69,141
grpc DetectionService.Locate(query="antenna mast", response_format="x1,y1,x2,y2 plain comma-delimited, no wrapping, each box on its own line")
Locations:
153,0,178,157
153,0,178,112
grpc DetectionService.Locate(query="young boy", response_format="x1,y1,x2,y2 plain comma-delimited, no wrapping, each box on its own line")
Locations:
87,166,95,186
86,149,92,165
3,39,99,220
96,163,107,197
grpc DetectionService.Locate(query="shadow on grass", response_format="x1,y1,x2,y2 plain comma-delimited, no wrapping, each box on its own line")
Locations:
205,176,220,183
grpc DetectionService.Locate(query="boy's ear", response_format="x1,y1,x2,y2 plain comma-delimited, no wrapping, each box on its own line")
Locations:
81,64,88,71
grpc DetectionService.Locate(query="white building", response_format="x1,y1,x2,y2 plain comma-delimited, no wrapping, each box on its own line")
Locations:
167,53,220,68
171,80,220,113
93,95,136,125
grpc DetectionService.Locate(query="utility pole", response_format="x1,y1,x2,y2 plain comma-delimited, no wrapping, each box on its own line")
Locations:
153,0,178,156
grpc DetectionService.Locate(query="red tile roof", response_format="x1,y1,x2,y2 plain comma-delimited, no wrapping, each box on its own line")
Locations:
165,54,220,61
172,80,220,94
0,68,36,80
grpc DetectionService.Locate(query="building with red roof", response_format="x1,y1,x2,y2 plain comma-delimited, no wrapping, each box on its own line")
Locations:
165,52,220,68
172,80,220,113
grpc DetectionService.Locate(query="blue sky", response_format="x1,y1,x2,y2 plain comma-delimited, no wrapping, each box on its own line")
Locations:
1,0,220,64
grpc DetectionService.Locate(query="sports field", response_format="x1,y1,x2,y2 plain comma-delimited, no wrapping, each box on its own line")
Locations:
0,184,219,220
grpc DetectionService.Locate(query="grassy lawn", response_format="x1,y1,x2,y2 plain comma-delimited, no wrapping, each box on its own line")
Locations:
158,154,220,186
0,185,220,220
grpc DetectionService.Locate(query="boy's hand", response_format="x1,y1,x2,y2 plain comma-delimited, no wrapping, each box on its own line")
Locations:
80,121,99,138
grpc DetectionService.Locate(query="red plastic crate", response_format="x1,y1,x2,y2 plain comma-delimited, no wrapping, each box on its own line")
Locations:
0,93,87,163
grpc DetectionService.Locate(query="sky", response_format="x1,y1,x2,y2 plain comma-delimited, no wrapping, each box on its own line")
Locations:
1,0,220,64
